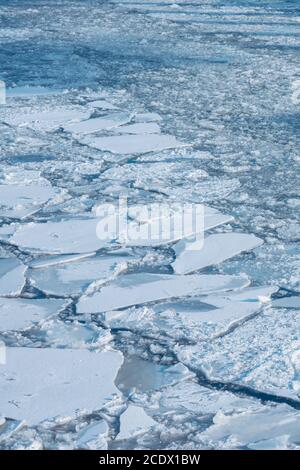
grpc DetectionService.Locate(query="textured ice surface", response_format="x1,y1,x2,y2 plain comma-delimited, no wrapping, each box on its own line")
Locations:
0,258,26,296
76,420,109,450
0,298,67,332
77,273,249,314
0,348,123,425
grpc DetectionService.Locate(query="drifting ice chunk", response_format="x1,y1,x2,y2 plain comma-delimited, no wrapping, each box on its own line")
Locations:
88,100,118,110
7,87,63,98
172,233,263,274
83,134,186,155
29,252,96,269
116,405,156,440
173,286,276,335
116,122,160,135
0,258,26,296
63,112,131,135
29,254,132,296
76,420,109,450
4,107,90,131
77,273,249,314
134,112,162,122
0,183,56,219
0,298,67,332
11,217,111,254
124,205,232,247
0,348,123,425
272,297,300,309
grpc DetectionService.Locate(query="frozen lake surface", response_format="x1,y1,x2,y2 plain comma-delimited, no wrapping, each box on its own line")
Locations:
0,0,299,450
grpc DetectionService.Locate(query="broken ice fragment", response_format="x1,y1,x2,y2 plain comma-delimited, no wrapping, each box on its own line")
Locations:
76,420,109,449
77,273,249,314
116,405,156,440
134,112,162,122
0,298,67,332
88,100,118,110
83,134,186,155
29,254,132,296
4,107,90,131
0,182,56,219
0,258,26,296
272,297,300,309
116,122,160,135
172,233,263,274
0,347,123,425
10,216,112,254
63,112,131,135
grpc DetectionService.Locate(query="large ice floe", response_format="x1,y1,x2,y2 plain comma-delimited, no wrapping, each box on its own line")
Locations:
0,348,123,425
0,0,299,450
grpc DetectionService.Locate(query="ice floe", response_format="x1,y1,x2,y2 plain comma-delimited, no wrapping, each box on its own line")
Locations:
83,134,186,155
272,297,300,309
77,273,249,314
172,233,263,274
0,258,26,296
4,107,90,132
0,298,67,332
63,112,131,135
0,347,123,425
10,216,112,254
28,254,133,296
116,122,160,135
88,100,118,110
116,405,156,440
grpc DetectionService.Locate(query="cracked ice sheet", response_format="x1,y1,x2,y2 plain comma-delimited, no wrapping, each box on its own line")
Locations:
77,273,249,314
0,298,68,333
0,347,123,425
172,233,263,275
3,107,90,132
82,134,187,155
177,304,300,401
63,112,131,135
195,406,300,450
102,287,276,342
10,216,113,254
127,375,300,450
0,258,26,297
28,253,134,297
